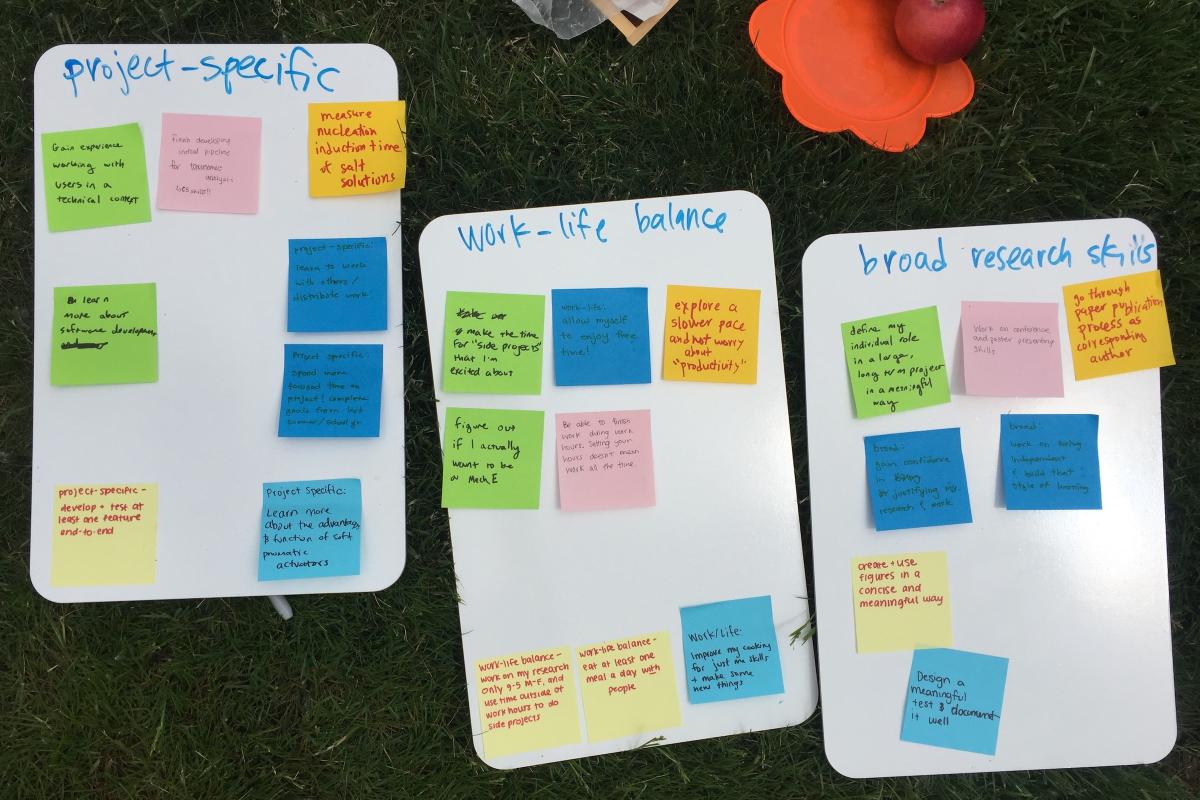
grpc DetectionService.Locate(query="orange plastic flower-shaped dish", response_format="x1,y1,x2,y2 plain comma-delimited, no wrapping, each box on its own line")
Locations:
750,0,975,152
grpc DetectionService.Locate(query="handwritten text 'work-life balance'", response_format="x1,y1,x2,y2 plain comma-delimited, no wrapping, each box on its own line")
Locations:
452,200,730,253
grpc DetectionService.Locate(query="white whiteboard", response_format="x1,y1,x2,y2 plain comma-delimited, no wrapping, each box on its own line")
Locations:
30,44,406,601
803,218,1176,777
420,191,818,768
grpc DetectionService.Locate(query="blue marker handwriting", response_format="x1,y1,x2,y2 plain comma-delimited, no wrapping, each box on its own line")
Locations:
634,200,727,235
455,206,608,253
452,199,733,254
860,237,948,276
972,236,1072,272
859,232,1157,277
1086,232,1156,269
61,46,340,98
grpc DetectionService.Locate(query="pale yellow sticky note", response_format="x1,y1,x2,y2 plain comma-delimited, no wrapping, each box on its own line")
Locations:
851,551,951,653
1063,270,1175,380
308,101,406,197
476,647,581,759
576,631,682,742
51,484,157,587
663,285,761,384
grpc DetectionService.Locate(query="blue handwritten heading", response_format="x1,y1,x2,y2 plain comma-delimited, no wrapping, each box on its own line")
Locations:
452,199,730,254
858,232,1156,277
61,45,340,98
456,206,608,253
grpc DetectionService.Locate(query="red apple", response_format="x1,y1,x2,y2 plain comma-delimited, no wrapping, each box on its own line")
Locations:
894,0,986,65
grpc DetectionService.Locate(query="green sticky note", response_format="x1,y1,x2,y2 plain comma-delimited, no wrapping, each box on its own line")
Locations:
442,291,545,394
51,283,158,386
841,305,949,418
442,408,544,509
42,123,151,232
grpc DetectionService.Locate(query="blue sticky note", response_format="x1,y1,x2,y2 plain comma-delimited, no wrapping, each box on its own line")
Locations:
901,648,1009,755
287,237,387,332
551,287,651,386
680,595,785,704
1000,414,1101,510
864,428,972,531
278,344,382,437
259,478,362,581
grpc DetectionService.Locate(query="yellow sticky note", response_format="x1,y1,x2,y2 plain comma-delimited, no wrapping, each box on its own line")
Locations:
576,631,682,742
308,101,406,197
475,647,581,759
51,484,157,587
851,551,951,653
1062,270,1175,379
663,285,761,384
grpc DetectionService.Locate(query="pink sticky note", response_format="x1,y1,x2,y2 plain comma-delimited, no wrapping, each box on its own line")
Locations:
961,301,1064,397
556,410,655,511
156,113,262,214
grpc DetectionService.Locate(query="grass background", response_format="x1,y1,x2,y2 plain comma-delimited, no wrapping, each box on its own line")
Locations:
1,0,1197,797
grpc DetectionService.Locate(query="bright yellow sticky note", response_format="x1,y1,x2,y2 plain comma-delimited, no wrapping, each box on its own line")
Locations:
663,285,760,384
308,101,406,197
475,647,581,759
51,484,157,587
1062,270,1175,380
576,631,682,742
851,551,951,653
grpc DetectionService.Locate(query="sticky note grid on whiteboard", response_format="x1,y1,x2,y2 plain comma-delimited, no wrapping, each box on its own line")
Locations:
421,191,818,768
31,43,407,602
804,218,1175,777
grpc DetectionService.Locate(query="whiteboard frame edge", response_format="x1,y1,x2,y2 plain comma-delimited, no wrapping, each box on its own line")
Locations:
29,42,407,603
420,189,819,769
800,216,1178,778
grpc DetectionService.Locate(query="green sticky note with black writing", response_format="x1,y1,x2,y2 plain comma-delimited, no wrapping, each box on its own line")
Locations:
42,123,152,232
441,408,544,509
51,283,158,386
442,291,545,394
841,305,949,418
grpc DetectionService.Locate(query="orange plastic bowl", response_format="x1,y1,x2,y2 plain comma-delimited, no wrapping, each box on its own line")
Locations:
750,0,975,152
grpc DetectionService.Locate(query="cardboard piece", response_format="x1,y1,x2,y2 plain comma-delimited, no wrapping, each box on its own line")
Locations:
588,0,680,44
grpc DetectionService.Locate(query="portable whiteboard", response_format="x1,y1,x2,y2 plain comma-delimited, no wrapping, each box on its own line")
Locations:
31,44,406,601
420,191,818,768
803,218,1176,777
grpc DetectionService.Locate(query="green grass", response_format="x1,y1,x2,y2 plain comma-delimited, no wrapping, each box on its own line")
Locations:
2,0,1198,797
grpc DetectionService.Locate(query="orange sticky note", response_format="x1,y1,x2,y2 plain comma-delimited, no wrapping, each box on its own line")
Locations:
851,551,952,654
663,285,761,384
1062,270,1174,379
51,484,157,587
308,101,406,197
475,647,581,759
576,631,682,742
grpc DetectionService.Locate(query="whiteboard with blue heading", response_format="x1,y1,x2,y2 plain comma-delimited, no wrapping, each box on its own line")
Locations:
420,191,819,768
30,43,406,601
803,218,1176,777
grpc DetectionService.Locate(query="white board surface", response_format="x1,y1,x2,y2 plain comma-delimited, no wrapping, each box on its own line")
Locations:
420,191,818,768
30,43,406,601
803,218,1176,777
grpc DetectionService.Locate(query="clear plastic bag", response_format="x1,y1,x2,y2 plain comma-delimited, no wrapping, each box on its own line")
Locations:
512,0,607,39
